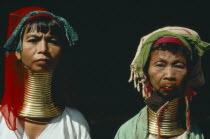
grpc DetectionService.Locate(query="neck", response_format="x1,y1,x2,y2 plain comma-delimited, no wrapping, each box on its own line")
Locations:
18,67,63,119
148,97,186,137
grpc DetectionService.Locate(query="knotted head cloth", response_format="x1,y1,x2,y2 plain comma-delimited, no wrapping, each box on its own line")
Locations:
129,26,210,98
0,7,78,130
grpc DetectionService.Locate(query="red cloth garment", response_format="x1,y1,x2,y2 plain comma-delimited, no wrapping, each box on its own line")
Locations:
6,7,47,39
0,7,49,130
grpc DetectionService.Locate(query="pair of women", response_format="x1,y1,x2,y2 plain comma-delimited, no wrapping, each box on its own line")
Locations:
0,7,209,139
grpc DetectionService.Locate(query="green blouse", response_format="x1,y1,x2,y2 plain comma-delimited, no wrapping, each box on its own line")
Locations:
114,106,204,139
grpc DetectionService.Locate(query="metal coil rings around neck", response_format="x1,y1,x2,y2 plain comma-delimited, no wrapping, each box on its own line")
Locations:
148,97,185,137
19,68,63,119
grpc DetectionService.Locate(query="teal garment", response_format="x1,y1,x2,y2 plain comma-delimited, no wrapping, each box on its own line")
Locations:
114,106,204,139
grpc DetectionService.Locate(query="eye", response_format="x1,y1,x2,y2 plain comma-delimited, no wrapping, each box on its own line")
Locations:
49,39,58,44
156,64,165,67
27,38,38,43
174,64,185,69
48,38,59,45
155,62,165,67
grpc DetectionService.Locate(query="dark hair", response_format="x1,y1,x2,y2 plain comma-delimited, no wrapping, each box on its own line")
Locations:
21,16,68,47
143,43,193,79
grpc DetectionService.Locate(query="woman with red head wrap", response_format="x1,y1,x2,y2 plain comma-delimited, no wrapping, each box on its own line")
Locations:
0,7,91,139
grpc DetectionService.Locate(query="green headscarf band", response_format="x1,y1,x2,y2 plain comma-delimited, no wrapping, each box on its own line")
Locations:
129,27,210,97
134,30,210,77
4,11,78,53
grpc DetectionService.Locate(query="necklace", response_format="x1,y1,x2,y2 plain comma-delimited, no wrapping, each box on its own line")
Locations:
19,117,51,124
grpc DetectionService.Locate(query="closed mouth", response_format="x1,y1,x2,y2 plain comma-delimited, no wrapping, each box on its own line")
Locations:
34,59,51,65
161,86,177,91
163,87,173,91
35,58,50,62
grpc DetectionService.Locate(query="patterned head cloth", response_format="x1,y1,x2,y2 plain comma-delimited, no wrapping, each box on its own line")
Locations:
0,7,78,130
4,7,78,53
129,26,210,98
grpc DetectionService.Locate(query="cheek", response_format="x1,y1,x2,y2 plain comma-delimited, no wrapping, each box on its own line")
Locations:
149,75,160,90
51,47,62,62
20,50,33,64
21,43,36,61
176,70,188,84
148,68,162,89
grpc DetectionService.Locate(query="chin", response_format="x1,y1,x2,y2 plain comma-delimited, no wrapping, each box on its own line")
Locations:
160,91,183,98
162,94,176,98
30,67,54,72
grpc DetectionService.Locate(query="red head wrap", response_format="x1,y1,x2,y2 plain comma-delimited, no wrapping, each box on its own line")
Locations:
1,7,51,130
153,36,190,51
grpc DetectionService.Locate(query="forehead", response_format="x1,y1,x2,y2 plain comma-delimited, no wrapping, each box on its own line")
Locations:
23,24,57,38
23,21,60,36
150,50,187,62
23,30,52,36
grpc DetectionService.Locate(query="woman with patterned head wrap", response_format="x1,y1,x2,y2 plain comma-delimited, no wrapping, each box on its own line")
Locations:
0,7,91,139
114,26,210,139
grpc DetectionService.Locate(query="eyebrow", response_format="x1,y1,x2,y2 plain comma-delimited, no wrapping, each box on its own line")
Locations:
173,60,186,65
153,58,167,62
24,33,42,38
153,57,186,63
24,33,57,39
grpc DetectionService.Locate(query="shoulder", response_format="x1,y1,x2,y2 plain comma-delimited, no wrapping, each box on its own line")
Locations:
63,107,90,133
59,107,91,139
64,107,89,126
114,107,147,139
188,122,204,139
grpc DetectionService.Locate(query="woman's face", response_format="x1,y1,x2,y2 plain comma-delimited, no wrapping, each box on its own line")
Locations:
16,25,62,72
148,49,188,97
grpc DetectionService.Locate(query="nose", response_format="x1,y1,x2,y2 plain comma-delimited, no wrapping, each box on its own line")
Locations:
37,39,48,53
163,67,176,81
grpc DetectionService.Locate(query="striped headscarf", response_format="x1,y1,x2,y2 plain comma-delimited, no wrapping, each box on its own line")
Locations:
129,26,210,131
0,7,78,130
129,26,210,98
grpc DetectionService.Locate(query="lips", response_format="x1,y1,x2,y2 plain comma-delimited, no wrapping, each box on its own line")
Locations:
163,87,174,91
34,59,50,65
161,86,177,91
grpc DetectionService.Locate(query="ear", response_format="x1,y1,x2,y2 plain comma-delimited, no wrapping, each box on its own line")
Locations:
15,52,21,60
